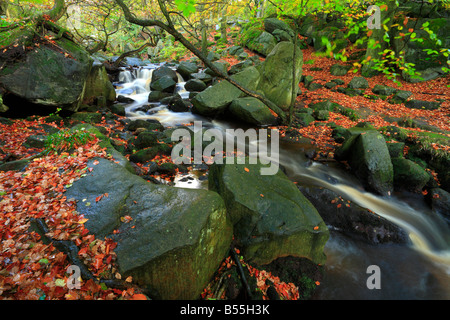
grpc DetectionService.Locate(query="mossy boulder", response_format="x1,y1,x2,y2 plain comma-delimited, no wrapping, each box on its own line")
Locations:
336,131,394,196
82,60,116,106
298,185,409,244
329,64,351,76
392,158,430,192
176,61,199,80
191,66,260,117
0,27,92,112
65,157,232,300
70,112,103,124
348,77,369,89
257,41,303,111
264,18,295,38
208,161,329,265
229,97,277,126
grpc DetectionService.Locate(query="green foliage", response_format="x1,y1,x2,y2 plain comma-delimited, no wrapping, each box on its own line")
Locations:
45,128,95,154
174,0,196,17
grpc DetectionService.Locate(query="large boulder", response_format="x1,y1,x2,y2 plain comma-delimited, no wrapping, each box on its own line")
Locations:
191,66,260,117
250,31,277,56
65,157,233,300
0,27,93,112
391,158,430,192
229,97,277,126
208,161,329,265
82,60,116,106
176,61,199,80
298,185,409,244
335,131,394,196
257,41,303,111
264,18,295,38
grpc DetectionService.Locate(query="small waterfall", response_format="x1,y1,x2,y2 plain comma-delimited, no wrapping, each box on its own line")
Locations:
118,70,133,83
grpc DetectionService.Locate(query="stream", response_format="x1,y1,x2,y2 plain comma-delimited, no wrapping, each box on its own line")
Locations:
114,64,450,300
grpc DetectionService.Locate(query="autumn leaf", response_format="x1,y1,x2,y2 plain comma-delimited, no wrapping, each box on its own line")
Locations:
130,293,147,300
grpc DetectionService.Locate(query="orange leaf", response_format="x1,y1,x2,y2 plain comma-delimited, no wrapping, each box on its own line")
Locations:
130,294,147,300
314,226,319,230
244,167,249,172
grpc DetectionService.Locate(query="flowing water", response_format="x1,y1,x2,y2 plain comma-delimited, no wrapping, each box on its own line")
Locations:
114,64,450,300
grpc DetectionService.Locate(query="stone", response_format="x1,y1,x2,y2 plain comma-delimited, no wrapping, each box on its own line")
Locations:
191,66,260,117
405,99,441,110
335,131,394,196
184,79,207,92
83,61,116,106
208,161,329,265
176,61,199,80
392,158,430,192
151,66,179,83
229,97,277,126
0,27,92,112
371,84,397,96
70,112,103,124
252,31,277,56
65,158,232,300
295,112,315,127
298,185,409,244
348,77,369,89
205,61,230,76
329,63,351,76
150,75,177,93
22,134,46,149
257,41,303,111
126,119,164,132
264,18,295,38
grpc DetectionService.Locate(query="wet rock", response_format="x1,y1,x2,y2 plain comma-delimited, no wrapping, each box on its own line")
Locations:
65,157,232,299
209,161,329,265
176,61,199,80
191,66,260,117
335,131,393,196
392,158,431,193
229,97,277,126
184,79,207,92
257,41,303,111
150,75,177,93
297,185,409,244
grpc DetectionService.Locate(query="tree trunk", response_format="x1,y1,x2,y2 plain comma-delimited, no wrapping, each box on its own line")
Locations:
220,7,227,40
47,0,66,22
288,21,299,129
